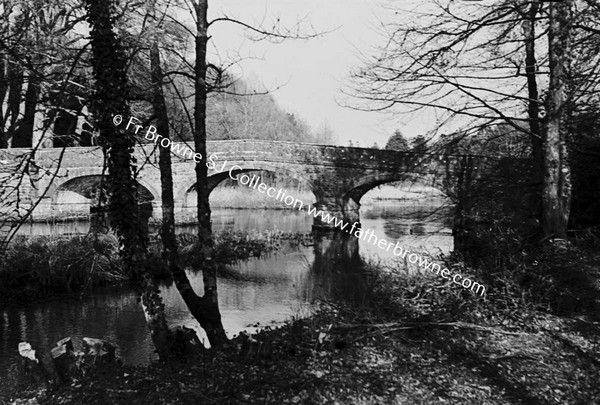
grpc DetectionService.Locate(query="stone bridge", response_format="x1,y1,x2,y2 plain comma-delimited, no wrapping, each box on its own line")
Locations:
0,140,501,230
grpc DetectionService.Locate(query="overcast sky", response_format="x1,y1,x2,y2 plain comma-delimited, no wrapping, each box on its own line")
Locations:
206,0,434,147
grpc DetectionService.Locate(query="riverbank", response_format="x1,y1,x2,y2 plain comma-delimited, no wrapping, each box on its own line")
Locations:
7,237,600,404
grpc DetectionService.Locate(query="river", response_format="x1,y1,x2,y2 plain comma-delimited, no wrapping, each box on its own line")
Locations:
0,202,452,393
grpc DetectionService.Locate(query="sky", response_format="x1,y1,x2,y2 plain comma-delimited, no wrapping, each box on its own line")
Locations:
205,0,435,147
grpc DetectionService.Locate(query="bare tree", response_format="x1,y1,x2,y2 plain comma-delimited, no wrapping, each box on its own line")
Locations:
348,0,597,238
146,0,229,348
139,0,323,347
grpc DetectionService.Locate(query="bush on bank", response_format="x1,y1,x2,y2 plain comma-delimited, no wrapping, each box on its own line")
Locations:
445,224,600,317
0,230,310,305
350,225,600,330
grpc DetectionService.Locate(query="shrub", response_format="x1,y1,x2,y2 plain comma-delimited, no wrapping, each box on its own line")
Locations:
446,223,600,315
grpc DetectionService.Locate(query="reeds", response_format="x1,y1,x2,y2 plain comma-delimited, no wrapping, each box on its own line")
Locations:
209,187,315,209
0,230,314,304
0,234,125,304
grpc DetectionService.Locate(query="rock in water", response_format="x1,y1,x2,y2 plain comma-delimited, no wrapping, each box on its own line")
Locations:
17,342,49,388
51,337,78,383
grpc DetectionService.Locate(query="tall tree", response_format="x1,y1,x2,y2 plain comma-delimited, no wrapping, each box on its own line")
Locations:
147,0,227,348
519,2,544,180
193,0,229,346
83,0,170,358
193,0,212,247
543,0,573,238
149,0,321,347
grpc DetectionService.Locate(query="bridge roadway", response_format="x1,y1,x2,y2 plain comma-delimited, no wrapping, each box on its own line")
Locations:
0,140,498,229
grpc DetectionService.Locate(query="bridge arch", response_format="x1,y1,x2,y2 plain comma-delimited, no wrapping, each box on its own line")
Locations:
49,174,158,218
338,172,447,224
178,162,317,207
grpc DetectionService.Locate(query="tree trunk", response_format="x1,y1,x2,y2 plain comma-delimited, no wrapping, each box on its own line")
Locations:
543,0,572,238
149,0,227,348
192,0,229,348
521,3,544,225
83,0,170,359
6,61,23,146
0,53,8,148
12,75,39,148
522,3,543,172
453,155,474,254
193,0,212,246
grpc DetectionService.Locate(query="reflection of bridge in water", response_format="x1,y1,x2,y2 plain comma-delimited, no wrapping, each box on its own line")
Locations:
0,140,503,231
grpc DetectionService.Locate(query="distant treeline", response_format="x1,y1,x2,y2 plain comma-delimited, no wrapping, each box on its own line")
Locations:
0,2,336,149
165,78,336,145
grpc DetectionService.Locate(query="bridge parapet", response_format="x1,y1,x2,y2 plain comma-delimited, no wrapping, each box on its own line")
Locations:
5,140,507,173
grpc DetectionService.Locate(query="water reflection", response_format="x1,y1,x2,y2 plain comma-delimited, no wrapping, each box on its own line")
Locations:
313,229,360,265
15,208,313,237
1,203,452,395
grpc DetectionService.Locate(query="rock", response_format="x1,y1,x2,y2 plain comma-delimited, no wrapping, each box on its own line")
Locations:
238,332,272,361
82,337,116,365
56,337,74,352
168,326,203,360
17,342,49,388
51,337,78,383
18,342,37,362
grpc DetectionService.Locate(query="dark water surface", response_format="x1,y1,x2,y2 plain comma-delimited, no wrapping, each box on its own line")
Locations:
0,203,452,394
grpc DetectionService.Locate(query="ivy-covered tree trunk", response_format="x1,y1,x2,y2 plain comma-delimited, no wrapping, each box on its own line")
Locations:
83,0,170,358
148,0,227,348
543,0,572,238
193,0,212,245
192,0,229,347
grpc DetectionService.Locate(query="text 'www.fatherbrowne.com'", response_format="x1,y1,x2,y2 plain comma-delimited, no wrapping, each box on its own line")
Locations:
224,170,487,297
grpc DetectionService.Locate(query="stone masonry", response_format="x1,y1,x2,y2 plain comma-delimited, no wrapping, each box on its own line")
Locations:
0,140,500,230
